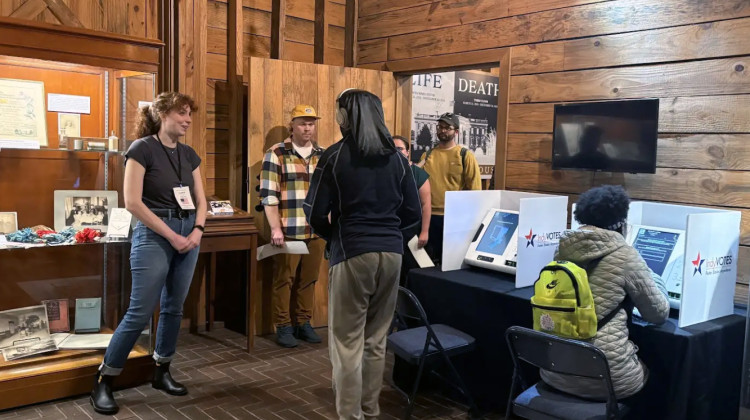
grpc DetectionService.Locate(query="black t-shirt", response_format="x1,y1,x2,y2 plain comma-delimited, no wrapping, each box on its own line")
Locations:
125,135,202,209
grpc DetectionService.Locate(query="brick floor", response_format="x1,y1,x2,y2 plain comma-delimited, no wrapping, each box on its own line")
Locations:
0,327,503,419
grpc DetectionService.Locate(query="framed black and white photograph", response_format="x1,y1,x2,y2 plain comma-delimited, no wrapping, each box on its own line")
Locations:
0,212,17,234
0,305,58,361
53,190,118,232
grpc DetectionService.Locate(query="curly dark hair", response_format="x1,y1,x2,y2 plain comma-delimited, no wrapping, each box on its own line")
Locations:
574,185,630,231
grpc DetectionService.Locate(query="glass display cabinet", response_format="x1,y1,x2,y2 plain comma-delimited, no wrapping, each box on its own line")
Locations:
0,16,162,410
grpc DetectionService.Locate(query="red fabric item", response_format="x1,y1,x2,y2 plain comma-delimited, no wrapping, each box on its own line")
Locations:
75,228,102,243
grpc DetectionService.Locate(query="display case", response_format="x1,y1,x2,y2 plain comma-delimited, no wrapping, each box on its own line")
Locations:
0,20,161,408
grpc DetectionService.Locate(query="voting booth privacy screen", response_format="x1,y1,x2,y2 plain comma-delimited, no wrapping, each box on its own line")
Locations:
572,201,741,328
443,190,568,287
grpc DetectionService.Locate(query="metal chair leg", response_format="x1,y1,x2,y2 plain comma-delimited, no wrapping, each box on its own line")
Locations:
405,355,428,420
439,350,480,419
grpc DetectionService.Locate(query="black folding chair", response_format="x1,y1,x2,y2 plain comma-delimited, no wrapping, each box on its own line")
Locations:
387,286,480,420
505,326,630,420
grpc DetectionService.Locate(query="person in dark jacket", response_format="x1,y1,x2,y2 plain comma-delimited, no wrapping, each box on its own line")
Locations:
304,89,421,420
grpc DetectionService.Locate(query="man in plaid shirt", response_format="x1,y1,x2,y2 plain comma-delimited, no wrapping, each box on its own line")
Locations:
260,104,326,348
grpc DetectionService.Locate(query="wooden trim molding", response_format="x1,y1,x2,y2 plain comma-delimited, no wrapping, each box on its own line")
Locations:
495,48,511,190
0,16,163,73
344,0,357,66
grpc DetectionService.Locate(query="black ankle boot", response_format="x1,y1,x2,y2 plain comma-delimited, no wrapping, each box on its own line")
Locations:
152,362,188,396
90,371,119,415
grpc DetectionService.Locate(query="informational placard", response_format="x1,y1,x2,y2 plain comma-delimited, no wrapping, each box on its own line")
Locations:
411,71,499,179
106,208,133,239
0,78,47,146
48,93,90,114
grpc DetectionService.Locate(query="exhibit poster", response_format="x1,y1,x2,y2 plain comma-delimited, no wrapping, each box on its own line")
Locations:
0,78,48,147
53,190,118,233
411,70,499,179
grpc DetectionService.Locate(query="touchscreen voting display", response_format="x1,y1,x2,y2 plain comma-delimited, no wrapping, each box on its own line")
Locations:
476,212,519,256
631,228,680,276
465,209,520,274
628,225,686,309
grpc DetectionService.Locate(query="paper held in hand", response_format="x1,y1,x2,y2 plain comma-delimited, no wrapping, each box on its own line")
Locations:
408,235,435,268
257,241,309,260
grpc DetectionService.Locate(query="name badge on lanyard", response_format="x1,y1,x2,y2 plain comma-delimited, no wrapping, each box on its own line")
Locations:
157,134,196,210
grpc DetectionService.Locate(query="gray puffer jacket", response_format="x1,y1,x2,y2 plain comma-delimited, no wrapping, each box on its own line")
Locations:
540,227,670,400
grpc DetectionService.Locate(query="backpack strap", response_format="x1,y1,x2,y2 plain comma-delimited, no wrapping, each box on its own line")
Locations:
460,146,467,169
597,297,634,330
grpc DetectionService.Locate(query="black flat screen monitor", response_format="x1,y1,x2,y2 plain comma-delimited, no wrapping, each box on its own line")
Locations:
551,99,659,173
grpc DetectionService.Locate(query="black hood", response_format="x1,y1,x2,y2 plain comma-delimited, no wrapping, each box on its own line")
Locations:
337,89,395,158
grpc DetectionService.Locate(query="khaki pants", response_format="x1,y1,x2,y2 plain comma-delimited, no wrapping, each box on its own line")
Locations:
328,252,402,420
272,238,326,327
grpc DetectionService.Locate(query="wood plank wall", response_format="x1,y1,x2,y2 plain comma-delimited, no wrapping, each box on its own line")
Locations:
205,0,346,197
0,0,158,39
358,0,750,305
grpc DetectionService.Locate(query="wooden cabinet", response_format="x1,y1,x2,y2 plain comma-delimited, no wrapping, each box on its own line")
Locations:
0,16,162,410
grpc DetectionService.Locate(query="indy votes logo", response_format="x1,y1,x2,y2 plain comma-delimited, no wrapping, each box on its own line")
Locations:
524,228,561,248
692,251,733,276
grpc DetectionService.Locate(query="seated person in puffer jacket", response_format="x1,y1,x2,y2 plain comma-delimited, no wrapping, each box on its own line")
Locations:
541,185,670,400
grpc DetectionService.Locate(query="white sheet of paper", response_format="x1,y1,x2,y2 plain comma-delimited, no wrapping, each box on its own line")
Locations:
408,235,435,268
0,235,6,244
257,241,309,261
48,93,91,114
107,208,133,238
53,333,114,349
0,139,40,149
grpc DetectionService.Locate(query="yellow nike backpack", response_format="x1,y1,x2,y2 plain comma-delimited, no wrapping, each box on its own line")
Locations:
531,260,598,339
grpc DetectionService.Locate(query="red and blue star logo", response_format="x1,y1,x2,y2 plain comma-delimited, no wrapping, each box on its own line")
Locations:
525,229,536,247
692,252,705,275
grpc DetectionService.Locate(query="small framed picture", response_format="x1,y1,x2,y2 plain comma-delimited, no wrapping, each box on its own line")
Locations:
53,190,118,233
0,212,18,234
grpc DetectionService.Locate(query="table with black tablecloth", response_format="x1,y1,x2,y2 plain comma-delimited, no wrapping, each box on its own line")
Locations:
398,267,745,419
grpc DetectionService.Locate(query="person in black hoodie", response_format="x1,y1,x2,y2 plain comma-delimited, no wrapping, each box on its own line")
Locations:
304,89,421,420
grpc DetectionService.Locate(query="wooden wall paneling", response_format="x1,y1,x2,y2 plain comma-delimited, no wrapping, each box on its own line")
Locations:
207,53,228,80
510,43,565,75
394,75,412,140
381,72,396,132
285,15,314,44
286,0,314,20
271,0,286,58
283,41,314,62
328,24,344,48
560,18,750,73
314,0,328,63
357,38,387,64
510,58,750,104
358,0,431,18
195,0,209,188
507,0,612,16
44,0,83,28
344,0,356,66
126,0,146,37
229,0,244,203
494,48,511,190
508,96,750,134
327,0,345,27
358,0,509,41
383,0,750,61
316,65,334,146
506,162,750,209
508,133,750,172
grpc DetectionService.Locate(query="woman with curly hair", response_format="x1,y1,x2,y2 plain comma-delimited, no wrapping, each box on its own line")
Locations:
541,185,669,400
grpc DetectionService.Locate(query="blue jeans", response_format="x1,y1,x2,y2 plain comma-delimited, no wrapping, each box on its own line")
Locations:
100,214,199,375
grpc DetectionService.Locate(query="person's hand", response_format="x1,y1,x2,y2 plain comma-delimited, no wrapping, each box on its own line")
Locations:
418,231,429,248
271,227,285,247
168,233,192,253
185,229,203,252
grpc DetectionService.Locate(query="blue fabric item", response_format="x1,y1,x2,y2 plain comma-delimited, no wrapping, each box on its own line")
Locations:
43,227,77,244
387,324,475,363
513,382,628,420
6,228,43,243
100,214,199,375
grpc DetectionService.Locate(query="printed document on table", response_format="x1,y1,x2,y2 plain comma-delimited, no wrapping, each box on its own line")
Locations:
257,241,309,260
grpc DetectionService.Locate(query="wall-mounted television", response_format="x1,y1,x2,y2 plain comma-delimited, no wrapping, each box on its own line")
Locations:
551,99,659,174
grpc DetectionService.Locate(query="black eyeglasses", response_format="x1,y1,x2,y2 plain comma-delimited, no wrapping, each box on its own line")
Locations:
437,124,455,132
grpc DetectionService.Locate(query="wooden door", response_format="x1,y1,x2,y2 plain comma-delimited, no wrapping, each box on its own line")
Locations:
245,57,411,333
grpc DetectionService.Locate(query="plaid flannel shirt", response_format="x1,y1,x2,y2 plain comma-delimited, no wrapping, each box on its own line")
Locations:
259,138,324,239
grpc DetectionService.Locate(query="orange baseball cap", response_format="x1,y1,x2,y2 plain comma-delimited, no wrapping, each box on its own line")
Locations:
291,104,321,120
